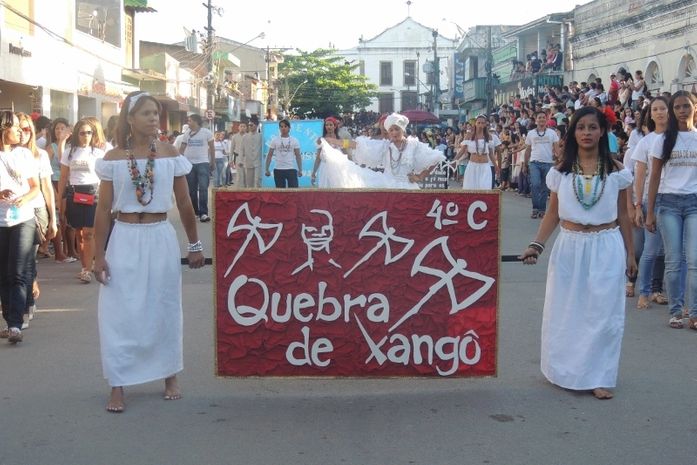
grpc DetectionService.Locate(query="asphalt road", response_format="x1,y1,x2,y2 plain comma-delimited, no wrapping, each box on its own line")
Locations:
1,187,695,465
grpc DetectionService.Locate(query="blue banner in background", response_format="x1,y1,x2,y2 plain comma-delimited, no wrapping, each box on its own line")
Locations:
261,120,324,188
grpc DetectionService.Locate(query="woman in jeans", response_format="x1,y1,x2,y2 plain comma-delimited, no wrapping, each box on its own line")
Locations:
631,97,671,309
17,113,57,327
0,111,40,343
57,118,106,283
47,118,77,262
646,91,697,329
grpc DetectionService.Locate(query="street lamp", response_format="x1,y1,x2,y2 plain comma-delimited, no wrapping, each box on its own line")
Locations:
285,79,309,114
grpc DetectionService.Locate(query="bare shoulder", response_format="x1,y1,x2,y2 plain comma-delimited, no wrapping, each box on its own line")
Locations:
103,148,127,161
156,140,180,158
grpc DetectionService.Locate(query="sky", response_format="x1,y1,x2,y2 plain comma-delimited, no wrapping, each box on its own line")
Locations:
138,0,591,52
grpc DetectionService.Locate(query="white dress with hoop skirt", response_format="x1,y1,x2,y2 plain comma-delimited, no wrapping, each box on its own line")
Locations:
317,137,445,189
95,155,192,387
541,167,633,390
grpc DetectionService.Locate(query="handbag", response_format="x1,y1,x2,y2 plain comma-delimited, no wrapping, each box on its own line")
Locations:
73,192,95,205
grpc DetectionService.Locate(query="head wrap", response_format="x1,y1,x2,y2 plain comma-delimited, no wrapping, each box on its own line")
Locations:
128,92,151,113
324,116,339,126
384,112,409,131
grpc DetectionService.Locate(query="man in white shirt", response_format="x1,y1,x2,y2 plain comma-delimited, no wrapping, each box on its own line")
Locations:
522,111,560,218
264,119,302,188
179,114,214,222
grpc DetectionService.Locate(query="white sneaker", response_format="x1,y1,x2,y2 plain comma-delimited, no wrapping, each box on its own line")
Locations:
21,314,29,330
27,304,36,321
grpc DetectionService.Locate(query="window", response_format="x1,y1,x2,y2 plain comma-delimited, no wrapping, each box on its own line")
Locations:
465,56,478,80
404,61,416,86
380,61,393,86
646,61,661,86
359,60,365,76
679,54,696,81
378,92,394,114
76,0,121,46
4,0,34,35
401,91,418,111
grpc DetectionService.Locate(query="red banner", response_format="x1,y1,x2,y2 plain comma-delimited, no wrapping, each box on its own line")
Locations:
214,190,500,377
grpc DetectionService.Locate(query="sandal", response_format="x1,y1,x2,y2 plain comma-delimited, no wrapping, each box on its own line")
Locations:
625,283,635,297
79,270,92,284
650,292,668,305
669,316,684,329
688,318,697,331
636,295,650,309
530,212,538,219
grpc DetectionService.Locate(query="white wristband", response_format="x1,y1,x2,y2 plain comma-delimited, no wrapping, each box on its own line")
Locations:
187,240,203,253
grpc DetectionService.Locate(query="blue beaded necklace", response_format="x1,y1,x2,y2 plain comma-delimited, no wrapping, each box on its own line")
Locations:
572,159,606,210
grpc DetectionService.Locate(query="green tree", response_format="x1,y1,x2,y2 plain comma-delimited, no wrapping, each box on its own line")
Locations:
278,49,376,118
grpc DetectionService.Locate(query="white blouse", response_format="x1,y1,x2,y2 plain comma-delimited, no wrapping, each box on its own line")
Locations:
547,167,633,225
95,156,192,213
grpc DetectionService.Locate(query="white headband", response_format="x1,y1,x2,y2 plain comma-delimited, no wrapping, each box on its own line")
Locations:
384,113,409,131
128,92,151,113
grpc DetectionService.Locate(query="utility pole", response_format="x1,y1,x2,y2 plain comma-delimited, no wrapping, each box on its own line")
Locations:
205,0,213,110
432,29,439,115
485,25,493,117
416,51,420,109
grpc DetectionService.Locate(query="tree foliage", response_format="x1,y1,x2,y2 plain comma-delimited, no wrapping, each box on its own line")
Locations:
277,49,377,118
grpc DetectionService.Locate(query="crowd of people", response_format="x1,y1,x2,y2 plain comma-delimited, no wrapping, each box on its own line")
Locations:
1,72,695,410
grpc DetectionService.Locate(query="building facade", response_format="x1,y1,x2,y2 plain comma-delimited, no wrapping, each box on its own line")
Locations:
337,17,458,114
0,0,148,124
569,0,697,94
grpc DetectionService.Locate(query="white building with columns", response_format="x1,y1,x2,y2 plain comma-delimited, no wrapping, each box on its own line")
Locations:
336,17,458,114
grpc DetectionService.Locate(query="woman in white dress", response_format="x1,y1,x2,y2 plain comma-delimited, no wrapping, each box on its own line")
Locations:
520,106,636,400
456,115,497,190
320,113,445,189
93,91,205,413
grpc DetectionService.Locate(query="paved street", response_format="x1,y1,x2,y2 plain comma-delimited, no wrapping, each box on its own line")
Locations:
1,188,695,465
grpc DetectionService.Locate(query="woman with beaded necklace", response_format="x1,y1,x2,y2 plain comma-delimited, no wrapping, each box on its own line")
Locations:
520,106,636,400
319,113,445,189
93,91,205,413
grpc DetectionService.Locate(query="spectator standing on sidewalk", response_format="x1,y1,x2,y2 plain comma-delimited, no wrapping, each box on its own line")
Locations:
179,114,214,222
57,118,106,283
0,111,40,344
523,110,560,218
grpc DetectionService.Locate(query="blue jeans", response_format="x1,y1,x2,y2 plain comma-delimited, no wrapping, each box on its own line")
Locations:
186,162,210,216
529,161,553,213
214,158,226,187
0,219,37,330
656,193,697,318
637,218,664,297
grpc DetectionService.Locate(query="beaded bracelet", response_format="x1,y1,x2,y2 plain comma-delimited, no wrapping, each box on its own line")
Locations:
187,240,203,253
528,241,545,255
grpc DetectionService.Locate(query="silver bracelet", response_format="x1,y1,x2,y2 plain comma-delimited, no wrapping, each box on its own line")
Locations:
187,240,203,253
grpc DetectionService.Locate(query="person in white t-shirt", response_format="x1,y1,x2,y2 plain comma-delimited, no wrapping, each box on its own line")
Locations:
523,111,560,218
0,111,41,343
646,91,697,330
57,118,106,283
264,119,302,188
213,131,227,187
179,114,214,222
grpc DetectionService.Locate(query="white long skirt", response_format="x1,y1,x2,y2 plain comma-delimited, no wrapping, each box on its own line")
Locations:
98,220,183,387
462,161,492,190
541,227,626,390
